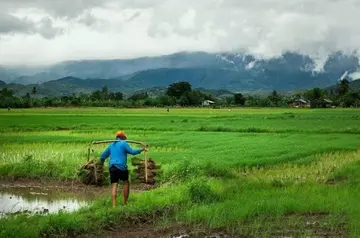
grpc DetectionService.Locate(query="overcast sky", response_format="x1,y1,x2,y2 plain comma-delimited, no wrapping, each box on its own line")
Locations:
0,0,359,66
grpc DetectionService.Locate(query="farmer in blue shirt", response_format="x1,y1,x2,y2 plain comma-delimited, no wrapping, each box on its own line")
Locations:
100,131,146,207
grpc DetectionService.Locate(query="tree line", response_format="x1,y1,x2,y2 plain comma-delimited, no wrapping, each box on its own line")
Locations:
1,79,359,109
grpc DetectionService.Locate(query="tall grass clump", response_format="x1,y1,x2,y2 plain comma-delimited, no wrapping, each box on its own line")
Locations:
187,178,221,204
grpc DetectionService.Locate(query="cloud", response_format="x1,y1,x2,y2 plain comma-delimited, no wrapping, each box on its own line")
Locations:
0,0,360,68
0,13,34,33
0,13,63,39
0,0,108,18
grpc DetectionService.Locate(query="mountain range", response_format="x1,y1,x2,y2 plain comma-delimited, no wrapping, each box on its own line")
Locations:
0,51,360,97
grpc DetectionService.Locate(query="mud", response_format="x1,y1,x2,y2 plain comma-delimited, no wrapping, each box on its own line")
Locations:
241,212,348,238
326,176,348,185
84,223,237,238
0,177,155,218
82,212,348,238
0,177,156,193
0,185,91,218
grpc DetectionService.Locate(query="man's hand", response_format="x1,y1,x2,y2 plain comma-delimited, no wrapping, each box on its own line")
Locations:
142,144,149,152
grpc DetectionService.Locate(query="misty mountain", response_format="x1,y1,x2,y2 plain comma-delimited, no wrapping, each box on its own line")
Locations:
1,75,359,98
46,51,232,79
11,72,62,85
0,67,17,83
0,51,359,94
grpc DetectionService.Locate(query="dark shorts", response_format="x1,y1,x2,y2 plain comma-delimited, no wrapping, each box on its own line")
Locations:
109,165,129,184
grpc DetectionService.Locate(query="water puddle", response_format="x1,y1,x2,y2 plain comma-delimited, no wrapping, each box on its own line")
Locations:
0,186,97,218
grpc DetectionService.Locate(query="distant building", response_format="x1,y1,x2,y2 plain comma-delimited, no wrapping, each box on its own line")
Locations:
323,98,334,108
202,100,215,106
288,98,310,108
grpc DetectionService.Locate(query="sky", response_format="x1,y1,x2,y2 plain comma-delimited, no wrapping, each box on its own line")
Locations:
0,0,360,67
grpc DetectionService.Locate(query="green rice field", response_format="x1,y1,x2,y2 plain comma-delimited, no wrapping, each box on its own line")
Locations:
1,107,360,237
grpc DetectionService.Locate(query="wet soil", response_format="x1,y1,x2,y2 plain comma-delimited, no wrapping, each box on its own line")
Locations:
0,178,348,237
84,223,237,238
0,177,156,193
0,177,155,217
240,212,348,238
82,212,348,238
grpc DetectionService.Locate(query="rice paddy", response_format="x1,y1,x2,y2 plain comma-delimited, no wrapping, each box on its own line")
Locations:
1,107,360,237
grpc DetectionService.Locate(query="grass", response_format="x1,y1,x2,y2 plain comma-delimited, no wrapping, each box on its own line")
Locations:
1,107,360,237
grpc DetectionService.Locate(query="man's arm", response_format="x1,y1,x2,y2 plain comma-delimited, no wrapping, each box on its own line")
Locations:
124,142,143,155
99,145,111,163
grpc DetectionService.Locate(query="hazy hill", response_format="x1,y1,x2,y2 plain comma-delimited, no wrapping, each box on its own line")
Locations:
0,51,359,96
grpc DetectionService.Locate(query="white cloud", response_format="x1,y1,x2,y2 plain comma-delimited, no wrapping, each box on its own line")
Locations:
179,9,196,30
0,0,360,67
349,72,360,80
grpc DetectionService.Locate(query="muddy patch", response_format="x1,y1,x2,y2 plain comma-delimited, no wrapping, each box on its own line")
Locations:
0,186,92,218
47,211,348,238
0,178,154,218
84,223,238,238
240,212,348,238
54,126,73,131
326,176,348,185
0,177,155,193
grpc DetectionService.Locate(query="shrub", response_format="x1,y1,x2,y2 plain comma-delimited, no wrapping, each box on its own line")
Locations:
187,179,221,204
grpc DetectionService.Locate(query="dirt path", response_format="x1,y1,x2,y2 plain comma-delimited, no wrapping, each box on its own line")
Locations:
82,223,236,238
79,212,348,238
0,177,156,194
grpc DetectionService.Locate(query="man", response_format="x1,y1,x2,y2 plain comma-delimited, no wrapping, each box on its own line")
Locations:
99,131,146,207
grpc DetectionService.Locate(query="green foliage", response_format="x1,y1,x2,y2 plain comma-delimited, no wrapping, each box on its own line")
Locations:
267,90,282,106
2,108,360,237
234,93,246,106
187,179,221,204
2,79,360,108
166,81,192,99
128,92,148,101
338,79,350,96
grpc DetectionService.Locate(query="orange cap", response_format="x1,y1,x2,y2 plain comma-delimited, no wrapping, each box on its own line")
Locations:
116,131,127,140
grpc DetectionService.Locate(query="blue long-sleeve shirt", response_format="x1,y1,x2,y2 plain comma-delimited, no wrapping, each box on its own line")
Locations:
100,139,142,171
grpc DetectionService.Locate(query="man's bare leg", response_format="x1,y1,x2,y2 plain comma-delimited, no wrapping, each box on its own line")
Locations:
111,183,118,208
123,180,129,205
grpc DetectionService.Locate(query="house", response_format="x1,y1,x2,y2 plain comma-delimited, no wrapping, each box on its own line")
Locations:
202,100,215,106
288,98,310,108
323,98,334,108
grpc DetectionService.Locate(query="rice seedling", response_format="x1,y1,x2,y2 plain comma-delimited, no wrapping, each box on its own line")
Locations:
1,108,360,237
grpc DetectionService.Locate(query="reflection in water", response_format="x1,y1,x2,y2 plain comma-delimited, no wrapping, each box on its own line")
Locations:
0,186,93,217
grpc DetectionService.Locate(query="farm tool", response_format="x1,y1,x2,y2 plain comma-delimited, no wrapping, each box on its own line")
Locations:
78,140,162,186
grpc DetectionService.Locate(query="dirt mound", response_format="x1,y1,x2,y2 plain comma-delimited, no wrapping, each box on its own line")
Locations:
78,160,106,186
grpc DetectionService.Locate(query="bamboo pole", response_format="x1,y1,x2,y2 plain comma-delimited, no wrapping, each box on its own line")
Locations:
144,149,148,183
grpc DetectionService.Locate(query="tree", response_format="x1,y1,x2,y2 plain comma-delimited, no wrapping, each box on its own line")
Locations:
343,90,360,107
128,92,148,101
234,93,246,106
101,86,109,100
113,92,124,101
32,86,37,96
0,88,14,98
225,96,234,105
268,90,282,106
304,88,323,101
101,86,108,95
90,90,102,101
186,90,205,106
166,82,192,99
338,79,350,96
157,95,176,106
25,93,31,99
